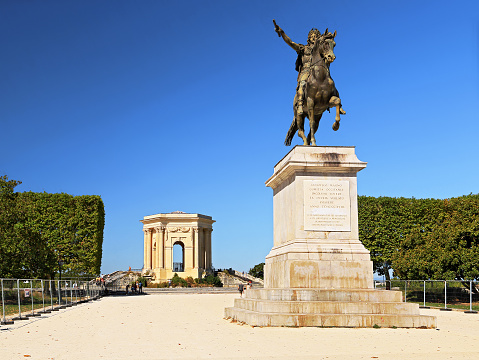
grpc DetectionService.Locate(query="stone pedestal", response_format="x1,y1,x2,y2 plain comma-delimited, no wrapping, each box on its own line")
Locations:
225,146,436,328
264,146,372,290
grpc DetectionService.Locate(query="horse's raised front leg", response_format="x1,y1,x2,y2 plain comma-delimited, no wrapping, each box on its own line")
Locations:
329,96,343,131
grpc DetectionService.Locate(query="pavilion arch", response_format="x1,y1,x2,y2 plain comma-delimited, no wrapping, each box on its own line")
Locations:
172,240,185,272
140,211,215,282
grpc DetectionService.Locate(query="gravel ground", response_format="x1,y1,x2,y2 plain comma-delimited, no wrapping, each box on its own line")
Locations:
1,293,479,359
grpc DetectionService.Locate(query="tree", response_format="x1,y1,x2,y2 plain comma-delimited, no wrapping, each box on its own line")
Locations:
358,194,479,283
19,192,104,277
393,195,479,281
0,175,104,279
248,262,264,280
358,196,442,282
0,175,23,277
0,176,53,278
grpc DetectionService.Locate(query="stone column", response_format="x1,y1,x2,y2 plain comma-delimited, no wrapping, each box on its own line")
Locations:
144,229,152,270
165,229,172,270
210,228,213,268
205,228,212,269
155,226,165,269
143,229,148,270
193,227,199,268
152,233,157,269
184,231,194,271
197,228,204,269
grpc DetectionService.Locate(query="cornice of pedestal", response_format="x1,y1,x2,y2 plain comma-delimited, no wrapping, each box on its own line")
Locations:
265,146,367,189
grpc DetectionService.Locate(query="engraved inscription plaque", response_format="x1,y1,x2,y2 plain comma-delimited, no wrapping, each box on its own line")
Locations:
304,180,351,231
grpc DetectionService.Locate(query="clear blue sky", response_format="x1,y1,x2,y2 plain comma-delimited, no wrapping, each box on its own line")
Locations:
1,1,478,274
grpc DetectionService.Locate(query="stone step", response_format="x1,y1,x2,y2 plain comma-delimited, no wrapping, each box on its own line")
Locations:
224,307,436,328
243,288,403,302
234,298,420,315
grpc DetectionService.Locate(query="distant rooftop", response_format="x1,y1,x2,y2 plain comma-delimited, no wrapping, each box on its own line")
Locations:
141,211,214,223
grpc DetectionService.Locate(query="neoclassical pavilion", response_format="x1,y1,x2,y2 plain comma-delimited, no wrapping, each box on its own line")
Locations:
140,211,215,281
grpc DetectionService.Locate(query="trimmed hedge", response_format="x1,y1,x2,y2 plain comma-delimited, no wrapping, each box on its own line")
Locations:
19,192,104,278
0,176,104,278
358,194,479,281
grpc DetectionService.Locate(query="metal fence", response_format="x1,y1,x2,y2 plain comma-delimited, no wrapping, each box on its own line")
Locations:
104,282,130,293
173,262,184,272
374,280,479,313
1,278,103,325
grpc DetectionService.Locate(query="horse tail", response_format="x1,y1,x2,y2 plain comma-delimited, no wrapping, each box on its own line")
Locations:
284,118,298,146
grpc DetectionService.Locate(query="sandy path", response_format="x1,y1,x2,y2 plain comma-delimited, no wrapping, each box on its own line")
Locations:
1,293,479,359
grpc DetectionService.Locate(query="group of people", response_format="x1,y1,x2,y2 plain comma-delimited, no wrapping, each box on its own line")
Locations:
126,281,143,295
238,281,252,298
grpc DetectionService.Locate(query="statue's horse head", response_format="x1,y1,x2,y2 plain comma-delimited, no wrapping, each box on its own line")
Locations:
313,28,337,64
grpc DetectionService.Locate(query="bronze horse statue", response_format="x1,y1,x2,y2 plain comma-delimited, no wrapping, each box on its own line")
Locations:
284,29,345,146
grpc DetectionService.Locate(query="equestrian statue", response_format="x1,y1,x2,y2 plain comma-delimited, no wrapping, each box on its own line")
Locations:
273,20,346,146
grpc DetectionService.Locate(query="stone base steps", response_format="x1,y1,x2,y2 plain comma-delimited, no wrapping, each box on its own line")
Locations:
224,307,436,328
224,288,436,328
233,298,421,315
244,288,402,302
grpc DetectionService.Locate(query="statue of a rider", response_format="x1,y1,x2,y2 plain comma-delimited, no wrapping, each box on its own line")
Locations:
273,20,345,117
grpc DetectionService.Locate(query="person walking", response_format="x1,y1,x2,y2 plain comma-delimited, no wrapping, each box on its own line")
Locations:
238,283,244,298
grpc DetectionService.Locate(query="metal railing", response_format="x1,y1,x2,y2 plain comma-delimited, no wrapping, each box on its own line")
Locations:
1,278,103,325
375,279,479,313
233,270,264,285
173,262,184,272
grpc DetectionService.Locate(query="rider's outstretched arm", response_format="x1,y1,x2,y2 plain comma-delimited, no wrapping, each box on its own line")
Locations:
273,20,302,52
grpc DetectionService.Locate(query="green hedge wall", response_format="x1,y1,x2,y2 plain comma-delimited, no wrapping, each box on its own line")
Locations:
19,192,105,278
0,176,104,278
358,194,479,280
